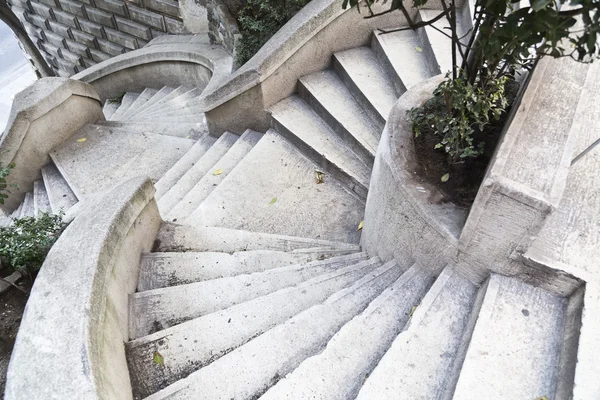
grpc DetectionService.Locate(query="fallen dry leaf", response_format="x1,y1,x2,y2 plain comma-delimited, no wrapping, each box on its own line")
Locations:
212,169,223,176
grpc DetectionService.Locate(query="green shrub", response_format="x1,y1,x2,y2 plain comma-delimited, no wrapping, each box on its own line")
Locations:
0,213,66,278
408,73,509,163
236,0,310,65
0,160,16,205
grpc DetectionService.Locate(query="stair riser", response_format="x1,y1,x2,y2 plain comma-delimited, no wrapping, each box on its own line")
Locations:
131,87,175,116
134,88,200,119
370,33,407,95
120,88,159,120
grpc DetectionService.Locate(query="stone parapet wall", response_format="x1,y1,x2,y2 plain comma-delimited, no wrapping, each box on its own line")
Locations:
8,0,189,76
206,0,239,57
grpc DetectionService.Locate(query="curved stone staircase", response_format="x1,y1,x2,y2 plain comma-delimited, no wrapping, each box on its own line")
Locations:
6,2,580,398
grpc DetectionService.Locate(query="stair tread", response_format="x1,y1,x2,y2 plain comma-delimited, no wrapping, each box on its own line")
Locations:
133,258,396,399
133,87,197,119
129,252,369,339
356,266,480,399
299,70,380,156
186,130,365,243
19,192,34,218
270,96,371,188
119,87,159,120
137,249,360,291
166,130,263,222
261,263,434,399
130,86,176,116
154,223,362,253
102,100,119,120
157,131,239,216
375,28,439,89
134,86,187,117
41,163,78,214
138,88,202,119
109,92,140,121
98,120,208,140
50,124,194,198
452,274,567,399
154,133,217,200
333,47,398,121
33,180,51,217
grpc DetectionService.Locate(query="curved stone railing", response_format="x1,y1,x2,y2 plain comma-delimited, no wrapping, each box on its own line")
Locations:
5,176,160,400
197,0,416,134
0,77,103,212
73,39,233,101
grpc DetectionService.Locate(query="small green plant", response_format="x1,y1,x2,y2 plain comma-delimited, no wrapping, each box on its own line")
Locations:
408,73,508,163
0,212,66,278
236,0,310,65
0,160,16,205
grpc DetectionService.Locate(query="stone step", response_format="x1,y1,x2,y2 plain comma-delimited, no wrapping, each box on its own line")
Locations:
270,97,371,199
142,114,206,123
137,249,365,291
50,124,194,198
154,133,217,200
33,180,51,217
11,201,23,220
356,265,484,399
145,260,401,400
133,87,199,120
102,100,119,120
127,257,381,398
157,131,239,216
260,262,435,399
19,192,34,218
298,69,380,162
153,223,361,253
452,274,568,399
371,28,440,91
139,89,202,119
98,120,208,140
130,86,176,116
130,252,371,338
333,46,399,129
109,92,140,121
166,130,263,222
119,87,159,120
186,130,365,244
41,163,78,214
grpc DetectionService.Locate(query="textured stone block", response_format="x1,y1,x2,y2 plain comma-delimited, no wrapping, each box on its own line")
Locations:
85,6,116,28
94,0,128,17
127,4,164,30
25,25,45,41
40,41,62,58
65,38,91,57
78,18,104,37
137,38,148,47
55,56,79,74
57,0,86,17
96,37,125,55
70,28,97,48
115,16,151,40
103,27,138,49
52,9,80,28
60,47,83,64
150,28,164,38
10,0,32,11
36,0,59,8
143,0,179,18
89,47,111,62
48,20,72,37
26,13,49,29
81,57,97,68
43,30,66,47
165,16,186,34
29,1,53,17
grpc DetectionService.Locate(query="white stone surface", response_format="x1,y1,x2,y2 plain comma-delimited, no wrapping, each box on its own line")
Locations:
119,87,159,119
33,180,51,217
41,163,78,214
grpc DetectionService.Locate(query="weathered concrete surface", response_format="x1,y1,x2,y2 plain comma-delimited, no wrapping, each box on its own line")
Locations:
5,176,161,400
0,78,103,212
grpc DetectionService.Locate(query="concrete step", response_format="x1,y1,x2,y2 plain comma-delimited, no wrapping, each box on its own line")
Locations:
33,180,51,217
119,87,159,120
452,274,568,399
356,265,484,399
145,260,401,400
166,130,263,222
41,163,78,214
50,124,194,198
127,257,382,398
133,87,199,120
129,252,371,338
98,120,208,140
298,70,380,161
154,133,217,200
102,100,119,120
270,97,371,199
11,201,23,220
186,130,365,244
139,89,202,119
261,262,435,399
141,114,206,123
130,86,176,116
333,46,399,128
153,223,361,253
19,192,34,218
372,28,440,90
109,92,139,121
157,131,239,216
137,249,366,291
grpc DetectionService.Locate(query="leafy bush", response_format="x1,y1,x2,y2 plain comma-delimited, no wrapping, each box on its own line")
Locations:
0,213,65,277
0,160,16,205
408,73,508,163
236,0,310,65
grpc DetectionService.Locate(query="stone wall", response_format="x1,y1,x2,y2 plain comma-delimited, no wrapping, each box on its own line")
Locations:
206,0,239,57
7,0,189,76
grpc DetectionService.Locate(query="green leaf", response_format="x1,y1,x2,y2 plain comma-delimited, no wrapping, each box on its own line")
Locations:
153,351,164,366
212,169,223,176
357,220,364,231
441,173,450,182
415,46,423,52
531,0,550,11
269,197,277,205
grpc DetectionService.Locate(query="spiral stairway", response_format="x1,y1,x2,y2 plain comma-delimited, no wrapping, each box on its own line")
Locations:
5,2,581,399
